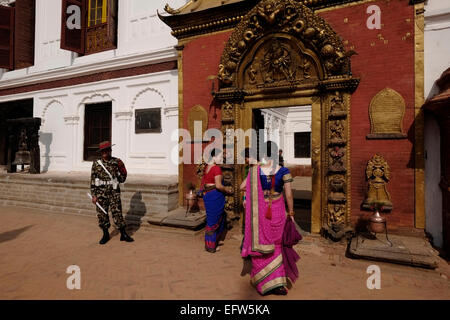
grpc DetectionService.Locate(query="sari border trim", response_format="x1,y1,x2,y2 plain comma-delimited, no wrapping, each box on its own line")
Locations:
251,254,283,286
250,166,275,254
261,277,287,295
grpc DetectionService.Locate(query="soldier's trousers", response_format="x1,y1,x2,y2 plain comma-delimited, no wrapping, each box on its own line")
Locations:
96,187,126,229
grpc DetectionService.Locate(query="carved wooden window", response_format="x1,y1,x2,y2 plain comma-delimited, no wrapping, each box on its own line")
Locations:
88,0,106,27
135,108,162,134
294,132,311,158
60,0,117,55
84,102,112,161
0,0,35,71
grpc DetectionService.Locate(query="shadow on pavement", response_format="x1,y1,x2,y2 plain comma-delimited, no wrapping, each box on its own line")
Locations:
0,225,34,244
125,191,147,236
111,191,147,239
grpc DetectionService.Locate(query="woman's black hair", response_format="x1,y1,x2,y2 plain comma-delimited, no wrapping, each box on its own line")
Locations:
207,148,222,162
262,141,279,160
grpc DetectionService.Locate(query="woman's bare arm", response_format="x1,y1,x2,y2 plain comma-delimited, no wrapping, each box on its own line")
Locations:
284,182,294,218
240,177,247,191
215,175,232,194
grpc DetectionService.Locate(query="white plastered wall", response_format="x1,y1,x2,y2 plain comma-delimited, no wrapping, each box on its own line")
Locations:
0,0,182,175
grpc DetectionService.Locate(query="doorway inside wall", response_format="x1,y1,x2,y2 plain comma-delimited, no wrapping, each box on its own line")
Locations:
0,99,34,169
84,102,112,161
252,105,312,232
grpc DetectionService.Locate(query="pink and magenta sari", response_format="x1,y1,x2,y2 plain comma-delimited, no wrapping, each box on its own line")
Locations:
241,166,288,295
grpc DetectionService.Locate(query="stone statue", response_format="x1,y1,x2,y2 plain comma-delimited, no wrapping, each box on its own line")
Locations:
362,154,393,211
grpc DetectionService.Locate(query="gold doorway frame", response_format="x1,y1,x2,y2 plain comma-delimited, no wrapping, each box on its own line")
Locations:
213,0,359,239
241,96,322,233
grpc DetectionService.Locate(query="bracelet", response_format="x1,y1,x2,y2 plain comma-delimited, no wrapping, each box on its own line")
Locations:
243,195,246,201
288,211,295,216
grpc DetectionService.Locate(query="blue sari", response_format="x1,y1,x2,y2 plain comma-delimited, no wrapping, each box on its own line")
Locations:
203,189,226,253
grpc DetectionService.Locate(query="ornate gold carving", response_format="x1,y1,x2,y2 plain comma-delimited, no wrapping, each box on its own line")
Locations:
222,101,235,122
187,105,208,140
164,3,181,15
241,36,319,89
222,123,235,140
367,88,407,139
218,0,351,88
362,154,393,211
329,146,346,173
196,159,207,180
329,91,346,118
257,0,283,25
329,119,345,145
262,39,295,83
414,1,425,229
328,204,346,225
328,174,346,203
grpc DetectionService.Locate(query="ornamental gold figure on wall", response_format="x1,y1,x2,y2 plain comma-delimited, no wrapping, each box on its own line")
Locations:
362,154,393,211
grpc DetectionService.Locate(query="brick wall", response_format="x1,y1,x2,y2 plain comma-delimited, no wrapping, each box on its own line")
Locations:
0,173,179,220
182,31,232,192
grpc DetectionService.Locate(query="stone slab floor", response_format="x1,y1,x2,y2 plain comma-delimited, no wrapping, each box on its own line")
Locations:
0,206,449,300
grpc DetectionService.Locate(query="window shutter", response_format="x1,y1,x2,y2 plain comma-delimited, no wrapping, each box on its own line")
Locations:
60,0,86,54
0,5,14,70
85,0,117,54
14,0,36,69
106,0,118,48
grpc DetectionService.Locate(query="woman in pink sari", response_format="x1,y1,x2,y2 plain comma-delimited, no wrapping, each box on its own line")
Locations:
240,142,296,295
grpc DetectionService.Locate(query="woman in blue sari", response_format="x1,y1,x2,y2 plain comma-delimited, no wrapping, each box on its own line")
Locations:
201,149,233,253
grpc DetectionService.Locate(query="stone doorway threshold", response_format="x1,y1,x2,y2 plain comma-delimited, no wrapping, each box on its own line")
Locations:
146,207,206,230
347,233,440,269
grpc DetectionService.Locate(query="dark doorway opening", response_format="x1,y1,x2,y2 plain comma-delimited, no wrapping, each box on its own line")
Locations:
0,99,34,166
84,102,112,161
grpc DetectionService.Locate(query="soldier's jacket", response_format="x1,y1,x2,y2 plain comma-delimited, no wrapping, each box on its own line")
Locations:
90,157,127,197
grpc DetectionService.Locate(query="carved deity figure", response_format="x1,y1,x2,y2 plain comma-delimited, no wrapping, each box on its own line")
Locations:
329,146,345,172
262,40,294,83
257,1,282,25
328,204,346,225
300,58,312,79
248,63,258,84
363,154,393,211
222,101,234,119
330,119,345,143
329,175,346,202
330,91,346,116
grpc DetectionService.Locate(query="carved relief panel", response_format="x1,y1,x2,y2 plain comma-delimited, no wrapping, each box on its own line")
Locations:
188,105,208,141
241,38,319,89
367,88,407,139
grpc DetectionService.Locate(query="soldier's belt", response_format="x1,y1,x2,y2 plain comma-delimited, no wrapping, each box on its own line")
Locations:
92,180,114,186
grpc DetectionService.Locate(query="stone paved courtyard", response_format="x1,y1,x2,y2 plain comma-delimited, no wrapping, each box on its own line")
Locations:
0,206,449,300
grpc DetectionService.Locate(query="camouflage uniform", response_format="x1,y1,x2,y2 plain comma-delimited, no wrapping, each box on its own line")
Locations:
90,157,127,229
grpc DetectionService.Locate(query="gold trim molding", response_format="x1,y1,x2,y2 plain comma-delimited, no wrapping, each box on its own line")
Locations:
414,2,425,229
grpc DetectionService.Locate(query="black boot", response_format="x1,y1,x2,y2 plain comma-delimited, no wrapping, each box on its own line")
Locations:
99,227,110,245
120,227,134,242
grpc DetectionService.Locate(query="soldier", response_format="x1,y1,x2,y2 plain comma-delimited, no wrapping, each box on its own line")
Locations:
90,141,134,244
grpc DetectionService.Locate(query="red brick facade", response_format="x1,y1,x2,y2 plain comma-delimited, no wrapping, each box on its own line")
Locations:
180,0,419,232
318,1,416,231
